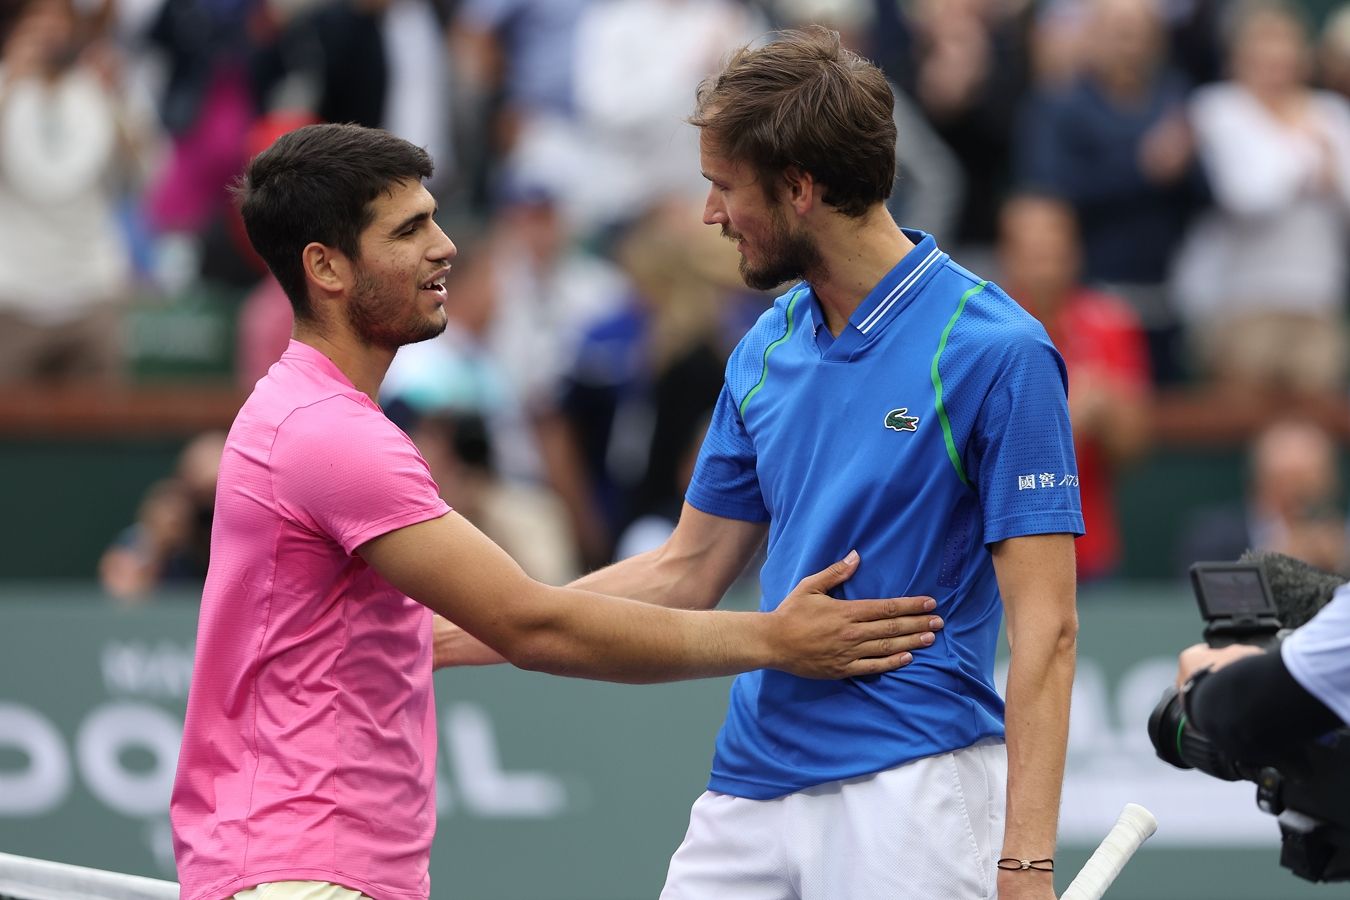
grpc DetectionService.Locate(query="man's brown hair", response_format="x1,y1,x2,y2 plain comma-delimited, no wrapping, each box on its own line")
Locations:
690,26,896,217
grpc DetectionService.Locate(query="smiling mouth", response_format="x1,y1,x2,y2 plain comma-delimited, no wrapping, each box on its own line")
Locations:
419,272,448,296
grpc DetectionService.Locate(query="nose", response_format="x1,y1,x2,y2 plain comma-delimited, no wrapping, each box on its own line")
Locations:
702,187,725,227
431,223,456,264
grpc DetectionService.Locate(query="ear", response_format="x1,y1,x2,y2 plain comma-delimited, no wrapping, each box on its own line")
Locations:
781,166,818,216
301,242,352,299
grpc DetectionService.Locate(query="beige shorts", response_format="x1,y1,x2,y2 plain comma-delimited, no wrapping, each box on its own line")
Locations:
233,882,373,900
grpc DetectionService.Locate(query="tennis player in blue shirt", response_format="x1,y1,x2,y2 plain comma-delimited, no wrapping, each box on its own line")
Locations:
441,26,1080,900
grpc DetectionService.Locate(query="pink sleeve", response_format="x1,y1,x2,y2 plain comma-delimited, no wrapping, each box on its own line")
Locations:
272,396,451,554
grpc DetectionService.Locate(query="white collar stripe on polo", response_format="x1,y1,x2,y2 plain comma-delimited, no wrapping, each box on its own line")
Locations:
857,246,943,334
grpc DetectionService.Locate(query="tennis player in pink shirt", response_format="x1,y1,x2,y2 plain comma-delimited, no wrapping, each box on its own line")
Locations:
170,124,942,900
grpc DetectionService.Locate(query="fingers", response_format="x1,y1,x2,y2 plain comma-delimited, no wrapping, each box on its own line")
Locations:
794,549,860,595
795,618,943,679
845,595,937,620
842,652,918,678
849,615,943,645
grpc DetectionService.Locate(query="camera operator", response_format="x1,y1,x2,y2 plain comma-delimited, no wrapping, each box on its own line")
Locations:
1176,581,1349,763
1154,552,1350,882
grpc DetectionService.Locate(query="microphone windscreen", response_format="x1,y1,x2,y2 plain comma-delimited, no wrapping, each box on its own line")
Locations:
1238,550,1345,628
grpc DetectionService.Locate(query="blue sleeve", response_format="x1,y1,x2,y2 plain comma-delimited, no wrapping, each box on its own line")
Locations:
684,384,769,522
968,327,1084,544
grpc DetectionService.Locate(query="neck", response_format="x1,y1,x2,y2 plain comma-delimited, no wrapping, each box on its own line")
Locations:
293,322,396,402
807,207,915,337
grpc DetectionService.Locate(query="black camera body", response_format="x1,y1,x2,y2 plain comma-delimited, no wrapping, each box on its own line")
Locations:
1189,561,1284,649
1148,561,1350,883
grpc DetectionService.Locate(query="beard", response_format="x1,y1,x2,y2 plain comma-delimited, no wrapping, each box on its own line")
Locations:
729,205,824,292
346,268,447,351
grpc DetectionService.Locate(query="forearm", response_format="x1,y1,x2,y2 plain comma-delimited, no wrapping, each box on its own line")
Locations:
1001,624,1076,860
369,512,915,684
990,533,1078,897
432,558,766,671
568,503,764,610
569,545,713,609
433,542,716,668
434,510,757,667
508,585,774,682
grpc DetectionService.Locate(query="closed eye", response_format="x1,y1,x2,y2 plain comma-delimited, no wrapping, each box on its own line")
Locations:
390,208,437,240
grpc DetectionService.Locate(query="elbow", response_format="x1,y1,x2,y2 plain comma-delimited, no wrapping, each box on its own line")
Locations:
1045,614,1079,668
500,604,585,675
1054,613,1080,665
1057,611,1080,651
471,584,574,674
493,612,572,675
1008,609,1078,657
503,634,562,675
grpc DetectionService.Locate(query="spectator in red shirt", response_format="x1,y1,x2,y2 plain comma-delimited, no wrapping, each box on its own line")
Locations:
998,193,1153,580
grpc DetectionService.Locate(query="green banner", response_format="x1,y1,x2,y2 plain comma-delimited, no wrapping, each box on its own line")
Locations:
0,584,1334,899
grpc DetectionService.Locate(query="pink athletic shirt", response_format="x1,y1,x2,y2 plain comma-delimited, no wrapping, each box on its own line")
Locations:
172,341,451,900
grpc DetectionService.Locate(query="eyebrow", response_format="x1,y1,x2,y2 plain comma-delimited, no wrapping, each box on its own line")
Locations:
388,206,437,237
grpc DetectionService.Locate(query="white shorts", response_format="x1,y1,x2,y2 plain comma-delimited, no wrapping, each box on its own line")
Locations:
233,883,373,900
660,739,1007,900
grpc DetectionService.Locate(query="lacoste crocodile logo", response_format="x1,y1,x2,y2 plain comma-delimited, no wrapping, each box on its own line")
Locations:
884,408,920,432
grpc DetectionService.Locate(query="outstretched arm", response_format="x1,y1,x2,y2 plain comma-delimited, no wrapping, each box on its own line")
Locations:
364,510,933,684
569,502,768,609
993,532,1078,900
430,502,765,666
428,502,944,667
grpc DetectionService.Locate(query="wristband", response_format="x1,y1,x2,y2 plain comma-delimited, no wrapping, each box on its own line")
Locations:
997,857,1054,872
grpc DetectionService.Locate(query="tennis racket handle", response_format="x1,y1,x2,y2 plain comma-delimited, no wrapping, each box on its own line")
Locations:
1060,803,1158,900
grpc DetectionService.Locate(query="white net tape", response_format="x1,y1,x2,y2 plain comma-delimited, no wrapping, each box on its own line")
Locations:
0,852,178,900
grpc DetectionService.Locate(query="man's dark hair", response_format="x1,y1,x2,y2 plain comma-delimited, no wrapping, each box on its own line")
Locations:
234,123,434,320
690,26,896,217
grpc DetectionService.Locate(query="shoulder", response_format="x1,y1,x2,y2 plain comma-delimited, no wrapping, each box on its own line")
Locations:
274,393,410,463
941,274,1051,349
1292,587,1350,641
303,390,401,429
933,275,1064,391
720,283,811,407
727,284,810,359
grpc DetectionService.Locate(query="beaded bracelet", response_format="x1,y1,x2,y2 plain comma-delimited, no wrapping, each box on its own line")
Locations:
997,858,1055,872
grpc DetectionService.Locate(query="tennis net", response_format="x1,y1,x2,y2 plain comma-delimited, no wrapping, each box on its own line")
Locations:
0,851,178,900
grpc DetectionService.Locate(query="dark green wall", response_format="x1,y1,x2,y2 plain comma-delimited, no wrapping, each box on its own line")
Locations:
0,438,187,579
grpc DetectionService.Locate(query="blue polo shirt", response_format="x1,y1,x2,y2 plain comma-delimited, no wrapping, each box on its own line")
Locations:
685,230,1083,799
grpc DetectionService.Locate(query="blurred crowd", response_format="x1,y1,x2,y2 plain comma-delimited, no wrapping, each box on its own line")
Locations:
0,0,1342,596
